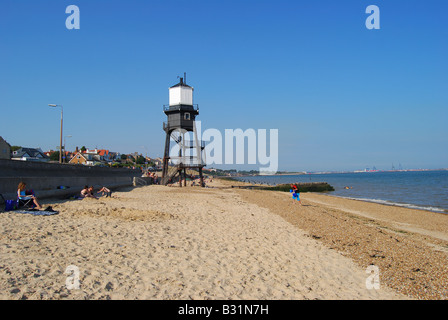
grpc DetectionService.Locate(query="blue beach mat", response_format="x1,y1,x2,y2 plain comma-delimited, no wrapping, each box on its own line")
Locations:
14,210,59,216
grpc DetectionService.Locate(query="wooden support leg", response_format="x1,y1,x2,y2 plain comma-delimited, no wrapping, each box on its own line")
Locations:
199,167,204,187
162,132,171,180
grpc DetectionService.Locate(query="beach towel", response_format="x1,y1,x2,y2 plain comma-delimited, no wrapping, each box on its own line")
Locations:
69,195,84,200
13,206,58,216
14,209,59,216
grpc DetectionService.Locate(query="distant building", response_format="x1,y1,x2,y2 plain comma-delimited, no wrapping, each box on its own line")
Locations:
0,136,11,160
64,150,75,162
69,152,90,165
95,149,120,163
11,147,49,162
97,149,111,162
44,149,74,162
70,151,103,166
69,149,117,166
108,151,121,162
153,157,163,167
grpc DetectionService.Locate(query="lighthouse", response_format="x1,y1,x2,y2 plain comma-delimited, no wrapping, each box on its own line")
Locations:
161,75,205,186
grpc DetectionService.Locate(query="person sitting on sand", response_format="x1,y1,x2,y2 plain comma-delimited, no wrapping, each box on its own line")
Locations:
80,185,89,198
97,186,112,198
80,185,97,199
88,186,98,199
17,182,42,209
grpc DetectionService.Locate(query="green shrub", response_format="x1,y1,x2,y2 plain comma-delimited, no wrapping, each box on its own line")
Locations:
261,183,334,193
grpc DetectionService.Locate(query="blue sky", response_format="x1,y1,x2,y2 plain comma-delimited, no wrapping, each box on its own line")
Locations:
0,0,447,172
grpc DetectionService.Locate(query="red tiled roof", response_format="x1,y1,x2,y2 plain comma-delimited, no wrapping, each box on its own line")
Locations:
97,149,109,156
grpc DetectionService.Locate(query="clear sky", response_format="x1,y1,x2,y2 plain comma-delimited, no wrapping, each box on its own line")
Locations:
1,0,447,172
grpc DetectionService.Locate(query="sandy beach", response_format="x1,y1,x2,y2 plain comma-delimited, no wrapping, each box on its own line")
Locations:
1,178,446,300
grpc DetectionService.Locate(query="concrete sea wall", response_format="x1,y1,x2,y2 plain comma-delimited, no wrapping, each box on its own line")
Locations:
0,159,142,200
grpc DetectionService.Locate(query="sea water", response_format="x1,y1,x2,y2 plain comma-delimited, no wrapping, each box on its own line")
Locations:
233,170,448,214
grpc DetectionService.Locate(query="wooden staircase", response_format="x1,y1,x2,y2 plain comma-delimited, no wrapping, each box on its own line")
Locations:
161,165,180,185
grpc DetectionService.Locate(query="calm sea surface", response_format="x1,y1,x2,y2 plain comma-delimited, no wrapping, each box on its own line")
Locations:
233,170,448,214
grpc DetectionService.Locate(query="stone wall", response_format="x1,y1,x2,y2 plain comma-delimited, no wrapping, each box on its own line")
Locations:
0,159,141,200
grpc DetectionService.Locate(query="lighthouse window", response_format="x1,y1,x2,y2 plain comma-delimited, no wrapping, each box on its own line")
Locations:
184,113,190,120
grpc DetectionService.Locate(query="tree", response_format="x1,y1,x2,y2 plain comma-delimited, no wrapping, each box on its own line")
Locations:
50,151,60,161
10,146,21,152
80,146,86,153
136,155,145,165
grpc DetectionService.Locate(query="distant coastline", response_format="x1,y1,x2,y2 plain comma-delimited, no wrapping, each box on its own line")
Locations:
261,168,448,177
207,168,448,179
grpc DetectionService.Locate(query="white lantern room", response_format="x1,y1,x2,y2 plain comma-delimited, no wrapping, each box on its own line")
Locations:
169,77,194,106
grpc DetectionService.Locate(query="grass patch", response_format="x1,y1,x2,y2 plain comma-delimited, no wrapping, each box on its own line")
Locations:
261,183,335,193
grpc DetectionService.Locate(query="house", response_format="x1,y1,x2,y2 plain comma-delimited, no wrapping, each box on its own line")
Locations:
64,151,75,162
69,149,114,166
43,149,74,163
96,149,120,163
11,147,49,162
69,147,120,166
108,151,120,162
43,150,53,158
0,136,11,160
153,157,163,167
97,149,110,162
69,152,88,165
69,152,102,166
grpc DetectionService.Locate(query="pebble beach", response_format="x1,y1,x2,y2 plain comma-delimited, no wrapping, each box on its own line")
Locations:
1,178,447,300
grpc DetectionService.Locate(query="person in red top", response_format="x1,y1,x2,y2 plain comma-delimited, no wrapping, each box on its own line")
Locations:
290,184,302,205
292,189,302,205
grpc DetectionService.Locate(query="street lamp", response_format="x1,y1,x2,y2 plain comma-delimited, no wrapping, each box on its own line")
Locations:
64,135,72,163
49,104,63,163
140,145,148,171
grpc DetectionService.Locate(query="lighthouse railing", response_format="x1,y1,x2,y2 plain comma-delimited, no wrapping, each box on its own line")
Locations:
163,104,199,112
169,155,205,167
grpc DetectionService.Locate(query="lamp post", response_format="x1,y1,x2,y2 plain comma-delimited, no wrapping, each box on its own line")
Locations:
64,135,72,163
49,104,63,163
140,145,148,171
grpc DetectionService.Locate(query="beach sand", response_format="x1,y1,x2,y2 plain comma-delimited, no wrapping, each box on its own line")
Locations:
2,178,444,300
